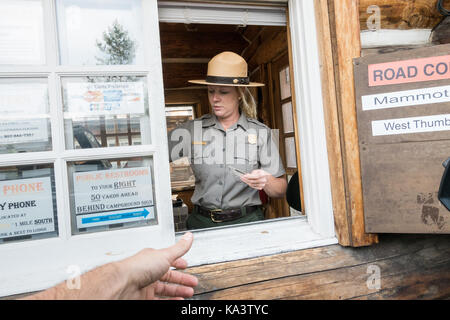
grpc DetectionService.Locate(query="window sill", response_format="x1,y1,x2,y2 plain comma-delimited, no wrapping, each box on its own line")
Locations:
176,216,338,267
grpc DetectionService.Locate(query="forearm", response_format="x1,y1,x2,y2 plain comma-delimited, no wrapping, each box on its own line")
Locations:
23,262,126,300
263,175,287,198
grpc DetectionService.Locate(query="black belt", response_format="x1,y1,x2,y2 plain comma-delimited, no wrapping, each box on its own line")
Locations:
195,205,259,223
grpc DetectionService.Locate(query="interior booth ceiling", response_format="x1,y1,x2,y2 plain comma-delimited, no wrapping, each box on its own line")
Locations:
158,1,287,25
158,1,287,89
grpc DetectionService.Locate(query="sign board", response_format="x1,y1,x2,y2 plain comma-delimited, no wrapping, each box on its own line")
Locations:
73,166,155,228
354,44,450,234
0,83,48,116
66,82,145,117
0,119,49,144
0,177,55,239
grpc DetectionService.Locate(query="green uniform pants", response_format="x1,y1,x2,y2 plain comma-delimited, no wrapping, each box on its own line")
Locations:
186,206,264,230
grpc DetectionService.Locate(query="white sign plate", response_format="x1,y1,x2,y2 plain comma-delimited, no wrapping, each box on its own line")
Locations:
0,177,55,239
372,113,450,136
0,119,49,144
73,167,155,228
66,82,145,116
362,85,450,111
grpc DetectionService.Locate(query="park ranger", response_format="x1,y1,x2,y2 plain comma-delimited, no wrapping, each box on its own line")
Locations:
168,51,287,229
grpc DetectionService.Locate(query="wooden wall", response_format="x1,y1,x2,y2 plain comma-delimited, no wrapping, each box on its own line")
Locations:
359,0,450,30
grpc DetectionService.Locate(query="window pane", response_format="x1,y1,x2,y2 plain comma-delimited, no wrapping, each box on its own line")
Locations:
0,78,52,154
68,156,157,235
165,106,195,189
282,101,294,134
0,164,58,244
279,66,291,100
285,137,297,168
165,105,194,131
62,76,150,149
131,135,141,145
56,0,145,65
0,0,45,65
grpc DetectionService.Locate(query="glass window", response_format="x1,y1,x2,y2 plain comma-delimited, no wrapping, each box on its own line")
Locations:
0,164,58,244
165,105,195,189
131,135,141,145
68,156,157,235
279,66,291,100
56,0,145,65
0,0,45,65
282,101,294,134
285,137,297,168
165,106,195,132
61,76,150,149
0,78,52,154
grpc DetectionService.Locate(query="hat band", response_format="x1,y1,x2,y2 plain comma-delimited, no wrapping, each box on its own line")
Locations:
205,75,250,85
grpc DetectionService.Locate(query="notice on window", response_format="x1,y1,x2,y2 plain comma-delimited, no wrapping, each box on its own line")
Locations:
0,83,48,116
0,119,48,144
73,167,155,228
0,177,55,239
66,82,145,117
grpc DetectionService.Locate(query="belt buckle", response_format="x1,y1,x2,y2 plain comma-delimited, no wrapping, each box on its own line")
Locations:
210,208,223,223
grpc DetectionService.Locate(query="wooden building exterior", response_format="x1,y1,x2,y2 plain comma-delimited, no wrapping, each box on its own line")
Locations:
1,0,449,300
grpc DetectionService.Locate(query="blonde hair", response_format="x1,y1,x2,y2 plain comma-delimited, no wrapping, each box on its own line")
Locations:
237,87,257,119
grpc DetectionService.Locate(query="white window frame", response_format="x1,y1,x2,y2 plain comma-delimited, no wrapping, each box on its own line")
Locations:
0,0,175,297
0,0,337,297
161,0,337,266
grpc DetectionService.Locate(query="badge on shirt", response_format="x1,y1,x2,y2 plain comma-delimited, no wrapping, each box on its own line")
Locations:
248,134,257,144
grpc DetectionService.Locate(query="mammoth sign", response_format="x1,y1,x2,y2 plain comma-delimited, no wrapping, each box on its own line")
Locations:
354,43,450,234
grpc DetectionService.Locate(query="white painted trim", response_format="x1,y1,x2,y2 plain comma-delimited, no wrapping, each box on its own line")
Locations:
287,0,335,238
179,217,338,266
361,29,432,49
1,224,171,297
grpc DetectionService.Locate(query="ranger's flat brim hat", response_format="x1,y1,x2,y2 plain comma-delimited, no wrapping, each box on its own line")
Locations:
188,51,265,87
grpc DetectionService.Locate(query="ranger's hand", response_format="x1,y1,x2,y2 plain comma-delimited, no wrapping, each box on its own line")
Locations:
241,169,271,190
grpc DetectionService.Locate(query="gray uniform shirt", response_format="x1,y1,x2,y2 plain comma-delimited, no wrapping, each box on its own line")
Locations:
168,113,285,209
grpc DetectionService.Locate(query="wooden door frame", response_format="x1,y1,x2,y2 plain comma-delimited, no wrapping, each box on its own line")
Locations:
315,0,378,246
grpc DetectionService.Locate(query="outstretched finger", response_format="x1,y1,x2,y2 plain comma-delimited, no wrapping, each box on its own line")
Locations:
161,269,198,288
162,232,194,263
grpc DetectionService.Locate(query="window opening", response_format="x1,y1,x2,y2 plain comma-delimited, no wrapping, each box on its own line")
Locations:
159,8,302,231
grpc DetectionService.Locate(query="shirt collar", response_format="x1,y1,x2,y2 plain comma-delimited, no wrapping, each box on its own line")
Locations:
202,112,249,131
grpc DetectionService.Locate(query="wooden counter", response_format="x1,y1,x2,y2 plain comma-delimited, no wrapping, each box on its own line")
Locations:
187,234,450,299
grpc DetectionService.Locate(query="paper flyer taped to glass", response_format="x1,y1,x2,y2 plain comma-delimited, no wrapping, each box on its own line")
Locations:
66,82,145,117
